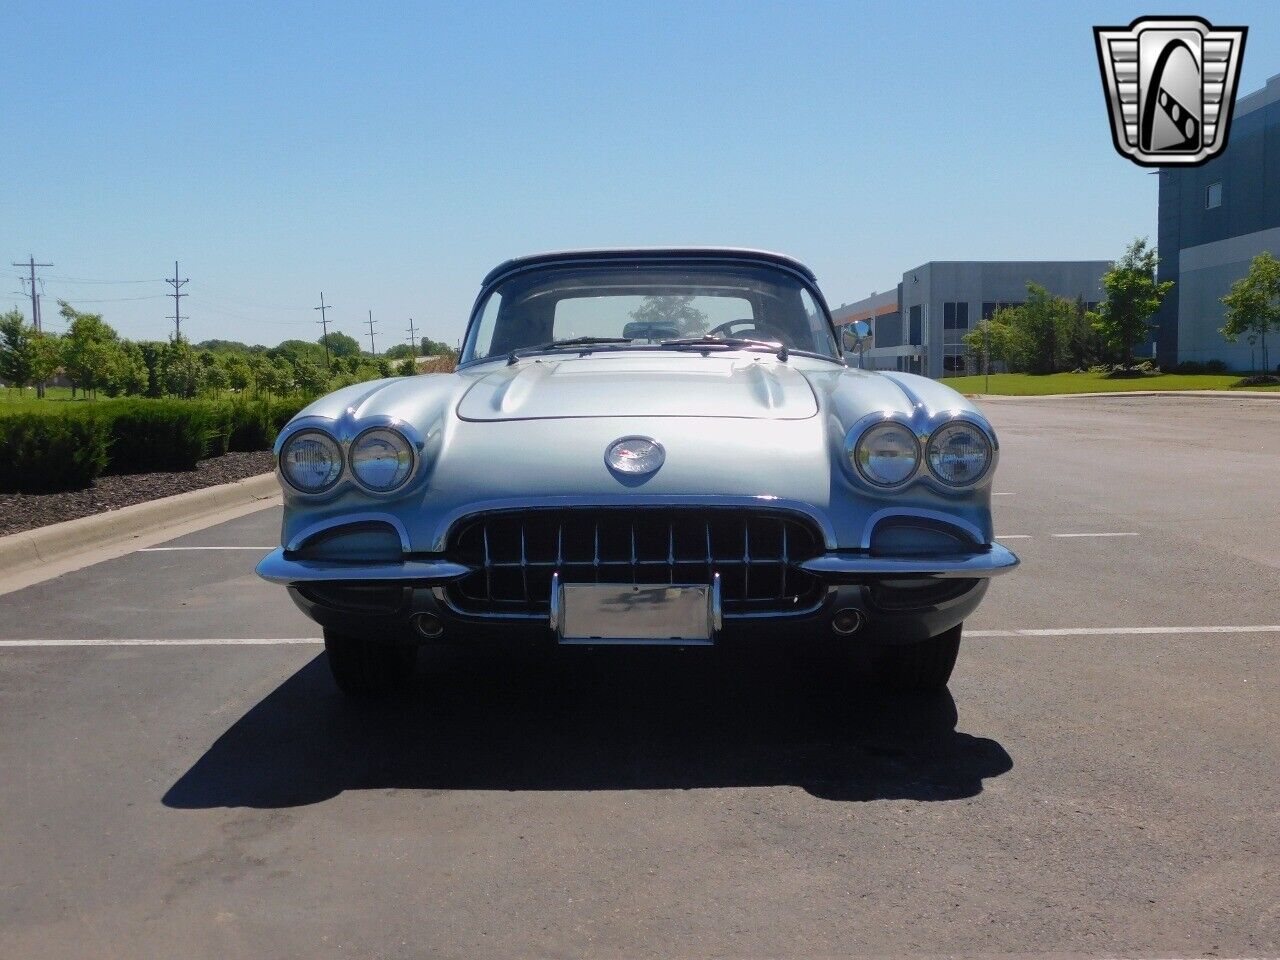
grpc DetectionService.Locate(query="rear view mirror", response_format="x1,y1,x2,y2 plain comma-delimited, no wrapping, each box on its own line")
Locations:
842,320,871,351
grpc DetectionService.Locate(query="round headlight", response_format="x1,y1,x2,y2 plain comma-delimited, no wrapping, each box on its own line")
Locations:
349,427,415,492
853,421,920,487
279,429,343,493
927,421,993,486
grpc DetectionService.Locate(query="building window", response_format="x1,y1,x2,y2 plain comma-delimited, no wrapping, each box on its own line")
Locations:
943,352,967,373
908,305,922,344
943,302,969,330
1206,181,1222,209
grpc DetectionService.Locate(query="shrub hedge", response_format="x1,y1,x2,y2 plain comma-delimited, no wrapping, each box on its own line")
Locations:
0,396,306,493
0,414,111,492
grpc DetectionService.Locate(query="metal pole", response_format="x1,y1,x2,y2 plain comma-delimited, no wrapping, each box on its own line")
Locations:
12,256,53,397
315,293,332,370
984,319,990,394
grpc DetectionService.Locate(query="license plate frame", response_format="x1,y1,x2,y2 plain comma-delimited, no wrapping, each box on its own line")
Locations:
552,574,721,646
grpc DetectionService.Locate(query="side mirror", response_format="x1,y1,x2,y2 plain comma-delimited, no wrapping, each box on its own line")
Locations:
842,320,871,351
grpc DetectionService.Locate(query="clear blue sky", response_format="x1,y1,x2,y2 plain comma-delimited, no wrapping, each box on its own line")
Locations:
4,1,1277,349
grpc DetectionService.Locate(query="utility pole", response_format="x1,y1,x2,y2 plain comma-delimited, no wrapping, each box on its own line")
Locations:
315,292,332,370
165,261,189,341
406,317,419,356
366,310,378,356
11,255,52,397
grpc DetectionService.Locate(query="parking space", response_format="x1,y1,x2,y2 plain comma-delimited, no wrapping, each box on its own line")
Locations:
1,396,1277,958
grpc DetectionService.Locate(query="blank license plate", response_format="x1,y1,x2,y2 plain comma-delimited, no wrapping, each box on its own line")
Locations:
558,582,714,645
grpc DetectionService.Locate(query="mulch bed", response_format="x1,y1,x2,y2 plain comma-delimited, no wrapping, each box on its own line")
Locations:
0,450,275,537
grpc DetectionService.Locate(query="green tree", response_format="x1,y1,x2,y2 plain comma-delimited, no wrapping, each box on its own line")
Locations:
384,343,414,360
226,355,254,392
963,310,1018,373
395,357,417,377
1220,251,1280,373
293,358,328,395
420,336,458,358
204,362,230,394
60,303,124,398
1,310,56,391
160,339,207,398
319,331,361,359
376,358,393,378
628,296,708,335
1093,238,1173,366
104,340,148,397
137,341,166,397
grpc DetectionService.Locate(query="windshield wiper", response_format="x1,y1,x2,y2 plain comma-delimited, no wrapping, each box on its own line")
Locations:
507,337,633,364
659,335,789,361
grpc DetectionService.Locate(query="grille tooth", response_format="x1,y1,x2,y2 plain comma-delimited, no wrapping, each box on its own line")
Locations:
446,508,823,618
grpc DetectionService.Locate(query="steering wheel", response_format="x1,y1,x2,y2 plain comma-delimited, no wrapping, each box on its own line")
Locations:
705,319,792,346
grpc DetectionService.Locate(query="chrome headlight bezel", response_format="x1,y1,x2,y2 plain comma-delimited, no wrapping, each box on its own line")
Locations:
925,419,995,488
848,417,923,489
278,428,345,494
348,426,416,493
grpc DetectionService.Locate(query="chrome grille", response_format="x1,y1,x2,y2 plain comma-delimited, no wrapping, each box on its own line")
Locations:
445,508,824,618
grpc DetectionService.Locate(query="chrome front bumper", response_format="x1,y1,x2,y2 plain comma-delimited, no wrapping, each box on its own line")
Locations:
255,550,470,585
255,542,1018,586
798,541,1019,579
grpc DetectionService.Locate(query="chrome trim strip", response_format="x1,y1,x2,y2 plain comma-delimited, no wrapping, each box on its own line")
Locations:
798,541,1019,580
430,495,838,551
255,548,472,585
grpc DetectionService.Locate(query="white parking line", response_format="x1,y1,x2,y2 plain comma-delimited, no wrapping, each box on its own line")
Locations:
993,492,1016,496
0,638,322,647
968,625,1280,637
1050,532,1139,538
998,534,1032,539
138,546,276,552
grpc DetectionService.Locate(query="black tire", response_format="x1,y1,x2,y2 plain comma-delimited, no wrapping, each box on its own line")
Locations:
323,629,417,698
873,622,962,692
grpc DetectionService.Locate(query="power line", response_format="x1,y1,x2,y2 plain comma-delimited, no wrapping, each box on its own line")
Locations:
165,260,189,340
406,317,419,356
10,255,52,398
366,310,378,356
315,292,333,370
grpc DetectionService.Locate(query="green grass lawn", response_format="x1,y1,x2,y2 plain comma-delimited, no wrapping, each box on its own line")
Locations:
0,387,105,414
940,372,1280,396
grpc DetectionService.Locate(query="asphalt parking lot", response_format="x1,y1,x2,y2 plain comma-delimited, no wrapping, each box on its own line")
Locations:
1,395,1277,959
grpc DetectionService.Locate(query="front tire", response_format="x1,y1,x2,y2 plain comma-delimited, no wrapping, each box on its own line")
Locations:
323,629,417,698
873,623,962,692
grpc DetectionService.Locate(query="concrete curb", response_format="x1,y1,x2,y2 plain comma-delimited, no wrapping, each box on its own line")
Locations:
969,390,1280,401
0,473,280,588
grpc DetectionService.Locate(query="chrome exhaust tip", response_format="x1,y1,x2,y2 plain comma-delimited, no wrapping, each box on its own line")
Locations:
412,612,445,639
831,608,865,636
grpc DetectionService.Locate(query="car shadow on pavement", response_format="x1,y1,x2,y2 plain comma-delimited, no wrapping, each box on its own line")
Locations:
164,644,1012,808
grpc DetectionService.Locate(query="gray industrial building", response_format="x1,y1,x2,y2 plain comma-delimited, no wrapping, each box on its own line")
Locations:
1155,73,1280,371
834,260,1109,379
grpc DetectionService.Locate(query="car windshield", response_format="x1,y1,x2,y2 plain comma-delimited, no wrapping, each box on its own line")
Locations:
461,260,840,363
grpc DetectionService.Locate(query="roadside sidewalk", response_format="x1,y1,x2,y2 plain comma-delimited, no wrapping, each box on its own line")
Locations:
0,473,280,596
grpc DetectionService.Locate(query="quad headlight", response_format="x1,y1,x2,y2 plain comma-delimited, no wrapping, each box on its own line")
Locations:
349,427,415,492
926,421,993,486
852,420,920,487
279,429,344,493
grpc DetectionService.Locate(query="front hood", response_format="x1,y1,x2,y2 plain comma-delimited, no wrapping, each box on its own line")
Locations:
456,354,818,421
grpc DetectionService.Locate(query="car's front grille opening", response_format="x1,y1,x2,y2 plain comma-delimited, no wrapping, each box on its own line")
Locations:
445,508,824,618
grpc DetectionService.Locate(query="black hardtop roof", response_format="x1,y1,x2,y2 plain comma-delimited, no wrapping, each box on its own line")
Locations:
480,247,818,286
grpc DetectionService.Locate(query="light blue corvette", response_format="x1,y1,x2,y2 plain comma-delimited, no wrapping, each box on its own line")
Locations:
258,249,1017,696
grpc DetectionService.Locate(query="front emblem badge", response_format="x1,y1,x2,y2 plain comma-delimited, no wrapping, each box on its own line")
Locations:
1094,16,1247,167
605,436,665,476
